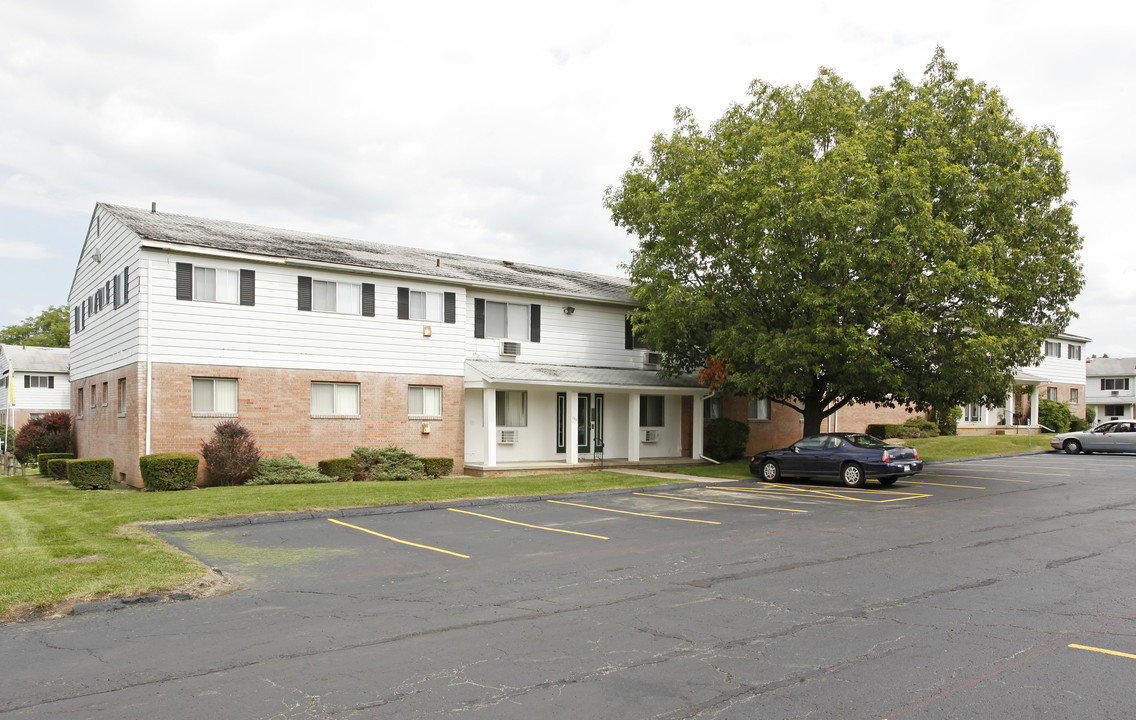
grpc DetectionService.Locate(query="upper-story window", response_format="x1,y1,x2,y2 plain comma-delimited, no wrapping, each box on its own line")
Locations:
177,263,254,306
474,299,540,342
1101,378,1131,391
24,375,55,389
298,276,374,316
397,287,456,323
1067,344,1082,360
1043,341,1061,357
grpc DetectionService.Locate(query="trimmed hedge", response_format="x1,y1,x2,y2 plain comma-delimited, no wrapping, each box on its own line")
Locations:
39,452,76,476
866,418,940,440
421,457,454,478
66,458,115,490
318,458,355,481
140,453,200,491
47,458,71,480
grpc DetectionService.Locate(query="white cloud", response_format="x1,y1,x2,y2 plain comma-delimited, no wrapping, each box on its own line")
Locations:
0,239,60,261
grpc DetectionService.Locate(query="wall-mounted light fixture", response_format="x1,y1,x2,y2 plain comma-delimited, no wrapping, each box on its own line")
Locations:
423,326,432,337
564,306,575,315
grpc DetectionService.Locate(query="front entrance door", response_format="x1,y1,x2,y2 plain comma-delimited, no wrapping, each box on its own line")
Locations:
556,392,604,456
576,393,592,453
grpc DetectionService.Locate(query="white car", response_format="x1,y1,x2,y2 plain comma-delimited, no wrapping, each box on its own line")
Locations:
1050,421,1136,454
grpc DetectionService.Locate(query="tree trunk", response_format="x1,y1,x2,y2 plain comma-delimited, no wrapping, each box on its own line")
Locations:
801,400,826,438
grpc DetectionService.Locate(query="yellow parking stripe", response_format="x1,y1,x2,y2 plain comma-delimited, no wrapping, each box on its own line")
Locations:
1069,644,1136,660
713,485,931,504
547,499,721,524
328,518,470,558
634,491,808,513
448,508,609,539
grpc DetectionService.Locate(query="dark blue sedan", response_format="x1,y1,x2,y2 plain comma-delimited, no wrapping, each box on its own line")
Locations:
749,433,923,488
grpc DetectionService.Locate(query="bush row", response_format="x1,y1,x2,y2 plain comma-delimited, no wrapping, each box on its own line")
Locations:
866,417,941,440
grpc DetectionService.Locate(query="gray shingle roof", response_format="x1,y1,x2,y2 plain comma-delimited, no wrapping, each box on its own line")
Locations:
466,359,703,390
1086,357,1136,376
101,204,633,303
1,345,70,373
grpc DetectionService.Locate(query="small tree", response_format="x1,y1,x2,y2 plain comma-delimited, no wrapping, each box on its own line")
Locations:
200,420,261,486
703,418,750,461
13,411,73,464
1037,399,1072,434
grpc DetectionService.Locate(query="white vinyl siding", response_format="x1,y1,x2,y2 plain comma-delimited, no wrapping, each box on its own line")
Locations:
192,378,238,414
408,385,442,417
311,382,360,416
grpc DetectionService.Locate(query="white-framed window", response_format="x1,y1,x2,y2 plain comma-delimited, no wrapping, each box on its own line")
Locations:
192,378,238,414
963,404,982,423
193,267,241,304
496,390,528,427
311,382,360,416
485,301,529,340
102,381,109,406
410,291,444,322
1067,344,1082,360
748,397,771,421
1103,404,1125,417
1069,388,1079,404
24,375,55,389
118,378,127,415
77,387,84,417
703,397,722,420
1101,378,1131,391
1043,341,1061,357
313,280,362,314
408,385,443,417
1046,387,1058,401
640,395,665,427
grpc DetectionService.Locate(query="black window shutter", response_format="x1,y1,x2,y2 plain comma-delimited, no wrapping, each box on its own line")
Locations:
625,316,633,350
240,269,255,306
48,376,54,389
474,298,485,338
397,287,410,320
175,263,193,301
443,292,456,324
113,275,120,309
297,276,312,311
122,266,130,303
530,304,541,343
74,307,80,334
362,283,375,317
24,376,30,388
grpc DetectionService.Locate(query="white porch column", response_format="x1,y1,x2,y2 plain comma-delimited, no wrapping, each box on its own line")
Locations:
483,388,497,468
566,390,579,465
692,394,704,459
1006,387,1016,425
628,392,641,462
1030,385,1040,428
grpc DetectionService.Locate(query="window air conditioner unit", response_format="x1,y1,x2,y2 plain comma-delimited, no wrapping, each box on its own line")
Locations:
499,429,519,444
1111,390,1120,395
644,352,663,366
642,429,659,443
500,341,521,357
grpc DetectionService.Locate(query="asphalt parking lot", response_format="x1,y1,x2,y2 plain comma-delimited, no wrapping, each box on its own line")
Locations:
2,452,1135,719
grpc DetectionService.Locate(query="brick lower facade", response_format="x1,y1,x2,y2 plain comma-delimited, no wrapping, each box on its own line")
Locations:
73,363,465,487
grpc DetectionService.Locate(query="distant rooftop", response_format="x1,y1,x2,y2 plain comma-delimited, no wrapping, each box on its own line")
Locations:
0,345,70,373
1086,357,1136,376
100,204,633,304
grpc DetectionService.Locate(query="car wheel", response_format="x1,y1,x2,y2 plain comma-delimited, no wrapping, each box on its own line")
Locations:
1063,439,1082,455
760,460,781,482
877,476,898,487
841,462,866,488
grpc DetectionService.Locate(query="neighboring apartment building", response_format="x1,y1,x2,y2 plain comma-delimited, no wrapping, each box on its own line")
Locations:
68,203,709,487
957,332,1090,434
1,345,71,444
1086,357,1136,423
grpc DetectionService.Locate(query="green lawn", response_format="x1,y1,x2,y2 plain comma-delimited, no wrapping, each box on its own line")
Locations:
0,471,680,622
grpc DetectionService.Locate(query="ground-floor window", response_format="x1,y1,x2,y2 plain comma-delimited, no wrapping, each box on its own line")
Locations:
496,390,527,427
748,397,770,421
963,404,981,423
1046,387,1058,401
1103,404,1125,417
408,385,442,418
192,378,238,414
311,382,360,416
640,395,664,427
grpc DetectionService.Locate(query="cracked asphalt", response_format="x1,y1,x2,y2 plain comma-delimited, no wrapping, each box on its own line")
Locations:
2,452,1135,719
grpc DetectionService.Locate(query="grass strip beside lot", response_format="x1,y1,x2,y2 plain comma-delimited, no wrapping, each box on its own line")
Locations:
0,471,675,622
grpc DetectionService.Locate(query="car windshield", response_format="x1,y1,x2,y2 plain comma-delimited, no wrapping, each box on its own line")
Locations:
845,434,890,449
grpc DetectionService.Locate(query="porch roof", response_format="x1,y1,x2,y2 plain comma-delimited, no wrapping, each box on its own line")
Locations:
465,359,706,392
1013,370,1050,384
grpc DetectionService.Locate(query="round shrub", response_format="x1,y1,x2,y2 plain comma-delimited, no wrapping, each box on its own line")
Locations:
352,446,426,481
140,453,200,491
703,417,750,461
1038,398,1072,434
246,456,336,485
318,458,355,481
66,458,115,490
201,420,261,486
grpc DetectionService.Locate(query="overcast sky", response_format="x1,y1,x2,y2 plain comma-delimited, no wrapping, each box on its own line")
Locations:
2,1,1133,356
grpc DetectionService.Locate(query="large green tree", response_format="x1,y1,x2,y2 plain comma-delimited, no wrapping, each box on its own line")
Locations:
605,50,1083,437
0,306,70,348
